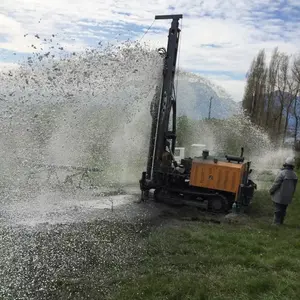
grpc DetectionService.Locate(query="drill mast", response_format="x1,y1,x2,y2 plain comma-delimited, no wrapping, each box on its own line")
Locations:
146,14,182,181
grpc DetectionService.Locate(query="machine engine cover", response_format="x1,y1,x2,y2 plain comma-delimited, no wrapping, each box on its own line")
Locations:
189,159,246,194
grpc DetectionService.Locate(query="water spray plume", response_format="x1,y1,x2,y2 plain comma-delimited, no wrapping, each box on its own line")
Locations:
0,37,294,225
0,41,163,192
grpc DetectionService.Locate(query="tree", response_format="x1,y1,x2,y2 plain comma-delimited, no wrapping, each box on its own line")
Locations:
292,54,300,146
274,53,290,139
265,47,280,129
242,50,267,125
283,69,299,144
243,48,300,145
176,115,191,147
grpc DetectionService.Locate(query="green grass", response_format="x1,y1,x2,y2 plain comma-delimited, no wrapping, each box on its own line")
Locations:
110,179,300,300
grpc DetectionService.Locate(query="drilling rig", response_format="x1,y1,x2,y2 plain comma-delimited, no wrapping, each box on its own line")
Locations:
139,14,256,213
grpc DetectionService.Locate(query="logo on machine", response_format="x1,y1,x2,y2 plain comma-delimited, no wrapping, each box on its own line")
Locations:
208,175,213,180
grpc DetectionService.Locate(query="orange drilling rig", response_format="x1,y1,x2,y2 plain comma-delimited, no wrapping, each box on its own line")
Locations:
139,14,257,213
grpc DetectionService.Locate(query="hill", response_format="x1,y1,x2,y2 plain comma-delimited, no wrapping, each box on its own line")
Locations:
176,72,240,119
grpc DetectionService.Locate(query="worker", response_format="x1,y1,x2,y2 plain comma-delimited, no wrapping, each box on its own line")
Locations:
269,157,298,225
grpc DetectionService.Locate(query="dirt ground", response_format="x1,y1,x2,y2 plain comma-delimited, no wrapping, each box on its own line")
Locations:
0,185,239,300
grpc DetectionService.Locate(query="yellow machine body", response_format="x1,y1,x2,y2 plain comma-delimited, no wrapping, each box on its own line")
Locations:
190,159,246,198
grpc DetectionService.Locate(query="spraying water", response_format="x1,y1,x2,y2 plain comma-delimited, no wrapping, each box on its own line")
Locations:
0,41,164,225
0,38,295,226
1,42,162,180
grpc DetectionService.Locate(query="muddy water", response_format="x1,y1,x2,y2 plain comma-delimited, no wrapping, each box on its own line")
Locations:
0,185,164,227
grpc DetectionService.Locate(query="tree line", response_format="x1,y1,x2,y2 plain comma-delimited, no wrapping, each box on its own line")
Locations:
242,48,300,148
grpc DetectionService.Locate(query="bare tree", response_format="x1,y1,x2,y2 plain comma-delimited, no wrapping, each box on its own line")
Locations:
292,54,300,145
243,48,300,146
242,59,256,115
274,53,289,140
265,47,280,128
293,98,300,147
283,75,299,144
242,50,267,125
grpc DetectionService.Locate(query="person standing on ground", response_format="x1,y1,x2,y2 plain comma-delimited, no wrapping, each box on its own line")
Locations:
269,157,298,225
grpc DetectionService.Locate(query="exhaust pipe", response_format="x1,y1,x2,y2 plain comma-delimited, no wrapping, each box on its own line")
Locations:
240,147,244,158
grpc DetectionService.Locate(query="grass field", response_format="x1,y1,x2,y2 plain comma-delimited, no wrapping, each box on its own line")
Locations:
109,180,300,300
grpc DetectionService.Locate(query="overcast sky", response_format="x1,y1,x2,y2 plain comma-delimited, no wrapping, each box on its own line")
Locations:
1,0,300,102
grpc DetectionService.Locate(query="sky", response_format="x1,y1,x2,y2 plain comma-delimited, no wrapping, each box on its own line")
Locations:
1,0,300,102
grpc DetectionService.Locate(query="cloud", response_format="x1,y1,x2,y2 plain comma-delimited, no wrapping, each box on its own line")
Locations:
1,0,300,102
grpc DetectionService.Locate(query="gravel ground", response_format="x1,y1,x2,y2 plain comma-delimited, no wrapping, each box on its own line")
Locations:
0,184,230,300
0,185,166,300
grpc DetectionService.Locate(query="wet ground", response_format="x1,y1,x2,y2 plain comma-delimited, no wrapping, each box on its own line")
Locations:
0,174,269,299
0,184,174,300
0,186,156,226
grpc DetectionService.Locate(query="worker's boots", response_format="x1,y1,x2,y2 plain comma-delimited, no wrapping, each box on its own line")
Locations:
272,212,282,226
272,203,288,226
272,212,285,226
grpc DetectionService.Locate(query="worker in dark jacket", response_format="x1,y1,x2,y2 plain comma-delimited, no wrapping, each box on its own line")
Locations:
269,157,298,225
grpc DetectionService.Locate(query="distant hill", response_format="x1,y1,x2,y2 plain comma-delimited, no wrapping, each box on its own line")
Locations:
176,72,239,120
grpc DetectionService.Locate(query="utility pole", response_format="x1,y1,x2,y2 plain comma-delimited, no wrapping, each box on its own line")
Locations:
208,97,213,119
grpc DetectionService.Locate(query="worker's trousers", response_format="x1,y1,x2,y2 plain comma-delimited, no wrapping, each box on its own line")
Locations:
273,202,288,225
